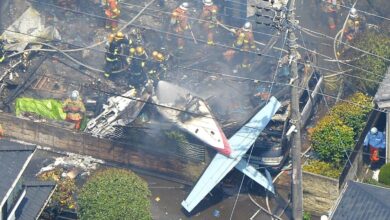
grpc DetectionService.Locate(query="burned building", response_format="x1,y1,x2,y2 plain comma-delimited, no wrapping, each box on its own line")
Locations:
0,0,322,184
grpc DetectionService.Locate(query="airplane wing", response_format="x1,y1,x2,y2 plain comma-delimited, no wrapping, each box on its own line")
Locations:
181,97,281,212
234,158,274,193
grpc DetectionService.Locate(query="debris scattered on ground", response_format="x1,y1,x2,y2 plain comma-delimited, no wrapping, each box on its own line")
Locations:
37,151,104,176
38,168,77,209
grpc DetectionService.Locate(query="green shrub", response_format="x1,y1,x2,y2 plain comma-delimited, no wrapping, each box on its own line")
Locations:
78,168,152,220
311,115,355,165
379,163,390,186
303,160,342,179
330,93,373,135
303,211,312,220
348,31,390,94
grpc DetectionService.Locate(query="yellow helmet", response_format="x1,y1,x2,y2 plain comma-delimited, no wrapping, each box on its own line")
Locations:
136,46,144,55
115,31,124,40
152,51,158,57
156,53,164,61
130,47,136,54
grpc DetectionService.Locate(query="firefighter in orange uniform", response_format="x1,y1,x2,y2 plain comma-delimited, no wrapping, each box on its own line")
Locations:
170,2,189,50
63,90,86,130
344,8,365,42
200,0,218,45
104,0,120,31
321,0,340,30
233,22,256,69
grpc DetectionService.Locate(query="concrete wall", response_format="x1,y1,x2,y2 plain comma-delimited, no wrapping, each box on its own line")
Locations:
0,113,208,184
303,171,339,215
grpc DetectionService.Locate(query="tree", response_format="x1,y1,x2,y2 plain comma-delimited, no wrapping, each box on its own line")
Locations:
311,115,355,165
78,168,152,220
347,31,390,94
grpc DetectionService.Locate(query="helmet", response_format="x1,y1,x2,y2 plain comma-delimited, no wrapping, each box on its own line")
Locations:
180,2,189,10
349,8,358,19
243,22,252,31
203,0,213,6
136,46,144,55
115,31,124,40
71,90,79,101
370,127,378,135
152,51,158,58
156,53,164,61
130,47,136,54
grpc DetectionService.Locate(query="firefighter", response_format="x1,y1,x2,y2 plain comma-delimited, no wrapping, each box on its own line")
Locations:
104,0,120,31
63,90,86,130
129,46,148,90
200,0,218,45
104,34,119,78
170,2,189,50
232,22,256,69
148,50,168,86
0,36,6,64
129,28,144,47
344,8,365,42
112,31,132,66
321,0,341,30
364,127,386,167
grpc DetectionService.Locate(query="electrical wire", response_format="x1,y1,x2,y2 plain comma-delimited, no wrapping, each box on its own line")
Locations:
298,25,390,62
319,0,390,22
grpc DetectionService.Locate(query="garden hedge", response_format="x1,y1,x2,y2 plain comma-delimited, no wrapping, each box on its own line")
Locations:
78,168,152,220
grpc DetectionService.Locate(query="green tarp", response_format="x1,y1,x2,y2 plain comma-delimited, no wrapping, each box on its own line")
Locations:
15,97,66,120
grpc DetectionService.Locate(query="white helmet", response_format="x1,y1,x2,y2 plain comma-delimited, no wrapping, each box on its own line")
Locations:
71,90,79,101
370,127,378,135
203,0,213,6
180,2,189,10
243,22,252,31
350,8,358,19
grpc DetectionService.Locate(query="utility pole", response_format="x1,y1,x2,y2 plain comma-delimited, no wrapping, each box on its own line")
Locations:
286,0,303,219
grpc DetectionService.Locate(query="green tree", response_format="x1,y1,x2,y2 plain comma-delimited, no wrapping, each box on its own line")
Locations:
311,115,355,165
348,31,390,94
78,168,152,220
330,93,373,135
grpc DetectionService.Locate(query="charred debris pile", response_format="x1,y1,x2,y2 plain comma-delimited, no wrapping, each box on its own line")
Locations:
0,0,320,164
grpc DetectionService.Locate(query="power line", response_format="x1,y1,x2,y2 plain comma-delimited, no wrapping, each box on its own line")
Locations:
13,1,378,87
319,0,390,22
298,25,390,62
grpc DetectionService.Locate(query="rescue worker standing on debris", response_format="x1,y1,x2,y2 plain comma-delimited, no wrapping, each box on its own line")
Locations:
129,46,148,90
232,22,256,69
200,0,218,45
104,33,121,78
63,90,86,130
104,0,120,31
148,50,168,86
364,127,386,167
112,31,132,66
321,0,341,30
170,2,189,50
344,8,365,42
0,36,6,64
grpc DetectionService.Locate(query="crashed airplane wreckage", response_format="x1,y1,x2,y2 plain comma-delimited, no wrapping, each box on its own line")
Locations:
85,86,151,138
152,81,231,156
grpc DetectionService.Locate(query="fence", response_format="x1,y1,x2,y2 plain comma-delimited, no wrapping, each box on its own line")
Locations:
0,112,209,184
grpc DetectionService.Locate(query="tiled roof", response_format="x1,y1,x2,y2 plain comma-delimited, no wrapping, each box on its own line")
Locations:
15,181,56,220
331,181,390,220
375,66,390,108
0,140,36,202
